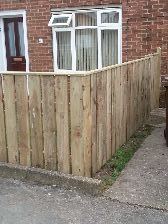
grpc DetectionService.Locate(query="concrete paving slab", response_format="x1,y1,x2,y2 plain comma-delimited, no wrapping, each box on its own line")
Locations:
105,127,168,211
0,177,168,224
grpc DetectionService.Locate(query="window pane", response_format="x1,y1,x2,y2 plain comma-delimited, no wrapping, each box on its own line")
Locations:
7,22,16,56
53,17,69,24
101,11,119,23
50,15,72,27
56,32,72,70
76,29,98,71
76,12,97,26
18,21,25,56
101,30,118,67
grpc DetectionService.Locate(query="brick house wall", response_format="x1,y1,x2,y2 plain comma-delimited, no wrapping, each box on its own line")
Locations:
0,0,167,79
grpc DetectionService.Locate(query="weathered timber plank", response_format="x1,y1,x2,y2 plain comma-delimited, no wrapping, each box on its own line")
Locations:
135,62,140,128
82,76,91,177
139,60,144,126
96,71,107,169
41,76,57,170
91,74,97,175
111,68,116,155
3,75,18,163
106,69,112,160
0,75,7,162
126,63,132,140
55,76,70,174
70,77,85,176
121,65,127,145
70,76,92,177
132,62,137,134
15,75,30,166
28,76,44,168
115,67,121,150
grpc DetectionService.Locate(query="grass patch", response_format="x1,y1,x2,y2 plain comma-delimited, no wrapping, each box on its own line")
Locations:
94,124,154,188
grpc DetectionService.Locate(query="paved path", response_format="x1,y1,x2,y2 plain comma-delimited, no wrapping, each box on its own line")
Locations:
0,126,168,224
0,177,168,224
105,126,168,211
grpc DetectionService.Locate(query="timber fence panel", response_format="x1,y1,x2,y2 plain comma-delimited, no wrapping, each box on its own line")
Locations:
0,50,161,177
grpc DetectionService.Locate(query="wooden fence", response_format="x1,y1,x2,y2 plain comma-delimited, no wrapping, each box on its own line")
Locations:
0,49,161,177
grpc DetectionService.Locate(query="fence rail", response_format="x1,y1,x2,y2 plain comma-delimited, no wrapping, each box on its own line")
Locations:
0,48,161,177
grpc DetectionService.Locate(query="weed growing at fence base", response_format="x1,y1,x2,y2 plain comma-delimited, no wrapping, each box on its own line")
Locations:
94,124,154,188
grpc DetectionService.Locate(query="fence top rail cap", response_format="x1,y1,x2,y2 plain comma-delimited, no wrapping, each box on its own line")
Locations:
0,50,160,77
0,70,88,76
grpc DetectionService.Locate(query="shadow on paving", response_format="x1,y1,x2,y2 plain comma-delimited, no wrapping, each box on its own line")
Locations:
105,126,168,211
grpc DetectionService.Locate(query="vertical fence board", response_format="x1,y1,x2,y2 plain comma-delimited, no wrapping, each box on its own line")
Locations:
126,64,132,139
135,61,139,127
70,76,91,177
156,49,161,107
146,59,151,118
15,75,30,166
29,76,44,168
119,67,125,146
154,56,158,108
150,57,155,110
130,63,136,136
0,75,7,162
3,75,18,163
70,77,85,176
55,76,70,174
132,62,137,134
111,68,116,155
91,74,97,175
96,72,107,169
121,65,127,145
106,69,112,160
141,60,146,122
82,76,91,177
41,76,57,170
115,67,121,149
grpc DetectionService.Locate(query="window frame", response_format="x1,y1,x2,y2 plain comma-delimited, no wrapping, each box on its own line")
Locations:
98,8,121,26
51,8,122,71
48,14,72,27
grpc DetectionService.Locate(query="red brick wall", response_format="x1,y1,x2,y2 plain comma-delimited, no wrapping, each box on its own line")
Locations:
122,0,168,80
0,0,167,77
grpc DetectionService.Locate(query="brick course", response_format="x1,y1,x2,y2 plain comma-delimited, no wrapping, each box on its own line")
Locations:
0,0,167,77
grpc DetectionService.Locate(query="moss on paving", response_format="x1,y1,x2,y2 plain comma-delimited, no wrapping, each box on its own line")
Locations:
95,124,154,188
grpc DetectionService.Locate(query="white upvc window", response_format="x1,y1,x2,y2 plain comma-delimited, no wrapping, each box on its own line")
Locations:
49,7,122,71
48,14,72,27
